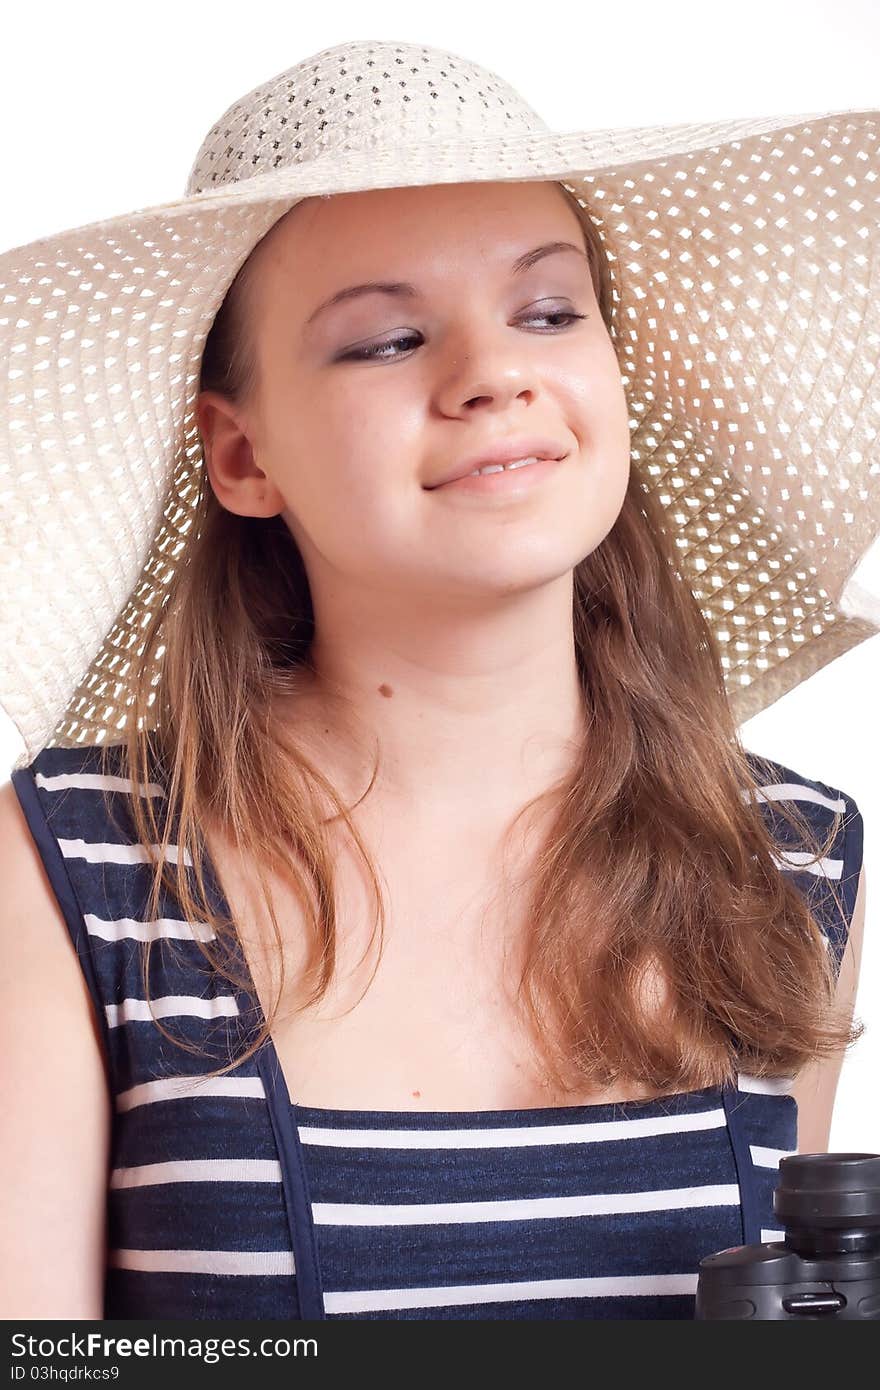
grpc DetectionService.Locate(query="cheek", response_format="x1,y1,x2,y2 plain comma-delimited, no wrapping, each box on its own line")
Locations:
285,445,420,567
314,395,424,519
599,403,633,526
262,374,422,568
567,361,631,535
592,352,631,466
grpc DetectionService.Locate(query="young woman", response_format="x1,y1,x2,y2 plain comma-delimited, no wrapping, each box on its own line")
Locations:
0,39,871,1321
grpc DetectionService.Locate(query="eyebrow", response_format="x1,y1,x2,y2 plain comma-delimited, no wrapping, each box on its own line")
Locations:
303,240,589,329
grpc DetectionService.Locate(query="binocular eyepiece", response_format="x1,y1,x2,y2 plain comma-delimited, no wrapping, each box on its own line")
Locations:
695,1153,880,1319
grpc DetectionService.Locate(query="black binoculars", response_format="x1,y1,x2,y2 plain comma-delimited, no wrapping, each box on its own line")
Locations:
695,1153,880,1319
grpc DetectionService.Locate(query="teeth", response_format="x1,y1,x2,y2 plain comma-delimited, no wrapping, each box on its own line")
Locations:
467,456,541,478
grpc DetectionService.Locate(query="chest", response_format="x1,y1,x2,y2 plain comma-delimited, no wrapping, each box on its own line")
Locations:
202,818,669,1112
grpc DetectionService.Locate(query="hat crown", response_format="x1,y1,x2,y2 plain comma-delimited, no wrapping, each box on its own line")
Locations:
184,39,550,196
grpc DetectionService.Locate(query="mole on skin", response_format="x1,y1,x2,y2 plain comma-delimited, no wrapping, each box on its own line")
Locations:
378,683,394,698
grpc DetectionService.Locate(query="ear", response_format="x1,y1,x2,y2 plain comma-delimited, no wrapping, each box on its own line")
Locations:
196,390,283,518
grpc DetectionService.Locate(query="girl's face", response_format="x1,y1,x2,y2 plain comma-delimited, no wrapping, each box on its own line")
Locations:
204,179,632,614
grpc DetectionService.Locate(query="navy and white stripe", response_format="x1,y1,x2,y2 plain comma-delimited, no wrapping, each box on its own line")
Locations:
10,741,862,1320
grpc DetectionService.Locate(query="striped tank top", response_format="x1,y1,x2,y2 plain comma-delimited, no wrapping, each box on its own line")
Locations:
10,741,863,1320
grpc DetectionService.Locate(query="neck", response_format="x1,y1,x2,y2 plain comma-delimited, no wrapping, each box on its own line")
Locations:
272,573,586,828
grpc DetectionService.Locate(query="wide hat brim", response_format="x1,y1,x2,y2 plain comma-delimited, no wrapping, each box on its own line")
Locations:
2,106,880,766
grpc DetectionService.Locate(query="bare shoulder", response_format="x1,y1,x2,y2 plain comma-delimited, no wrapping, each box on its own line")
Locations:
789,861,867,1154
0,776,111,1317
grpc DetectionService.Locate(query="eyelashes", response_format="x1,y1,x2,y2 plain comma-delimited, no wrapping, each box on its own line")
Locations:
339,310,588,362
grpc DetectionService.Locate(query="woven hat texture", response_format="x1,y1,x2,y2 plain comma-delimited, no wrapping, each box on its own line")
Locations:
2,38,879,769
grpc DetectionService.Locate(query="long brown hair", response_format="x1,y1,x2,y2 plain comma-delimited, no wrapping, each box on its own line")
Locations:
99,183,862,1097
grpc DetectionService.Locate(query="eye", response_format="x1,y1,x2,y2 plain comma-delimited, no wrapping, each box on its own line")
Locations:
523,309,588,330
341,332,423,362
337,308,588,362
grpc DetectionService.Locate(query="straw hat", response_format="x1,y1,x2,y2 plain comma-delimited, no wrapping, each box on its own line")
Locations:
2,37,879,770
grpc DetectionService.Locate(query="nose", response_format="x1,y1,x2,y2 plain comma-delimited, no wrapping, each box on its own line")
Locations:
438,327,543,416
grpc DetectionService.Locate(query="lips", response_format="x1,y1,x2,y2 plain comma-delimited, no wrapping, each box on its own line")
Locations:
424,437,568,489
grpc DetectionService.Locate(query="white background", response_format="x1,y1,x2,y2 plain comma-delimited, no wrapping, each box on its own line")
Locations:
1,0,878,1150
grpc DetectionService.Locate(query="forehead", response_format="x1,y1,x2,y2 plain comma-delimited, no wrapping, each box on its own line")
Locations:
247,180,585,308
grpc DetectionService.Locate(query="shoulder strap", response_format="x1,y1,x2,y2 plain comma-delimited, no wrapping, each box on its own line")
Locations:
744,749,863,979
11,745,123,1069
